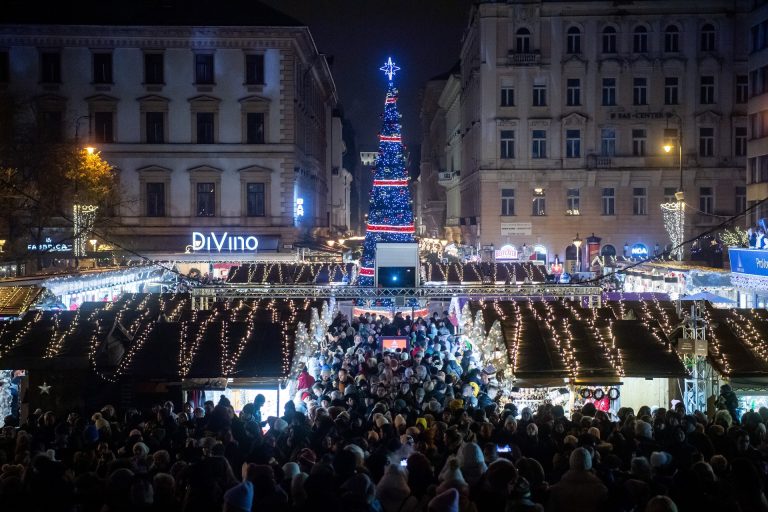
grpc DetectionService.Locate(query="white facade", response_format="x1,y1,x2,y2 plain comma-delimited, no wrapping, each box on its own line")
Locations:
422,0,749,264
0,22,340,254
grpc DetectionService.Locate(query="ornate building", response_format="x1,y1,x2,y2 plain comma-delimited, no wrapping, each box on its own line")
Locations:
0,1,342,259
421,0,749,266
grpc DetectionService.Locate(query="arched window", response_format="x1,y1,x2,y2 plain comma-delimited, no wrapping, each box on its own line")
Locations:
566,26,581,54
633,26,648,53
516,27,531,53
602,26,617,54
664,25,679,53
700,23,716,51
600,244,617,258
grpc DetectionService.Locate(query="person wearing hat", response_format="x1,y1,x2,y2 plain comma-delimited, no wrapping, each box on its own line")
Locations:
223,480,253,512
546,447,607,512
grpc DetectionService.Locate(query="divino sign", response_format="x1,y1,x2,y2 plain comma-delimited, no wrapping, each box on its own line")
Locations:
191,231,259,252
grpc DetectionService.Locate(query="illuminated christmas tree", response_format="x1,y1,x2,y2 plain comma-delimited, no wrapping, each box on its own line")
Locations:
358,58,415,286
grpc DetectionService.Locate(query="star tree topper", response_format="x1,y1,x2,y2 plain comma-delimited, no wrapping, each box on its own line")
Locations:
39,382,52,395
380,57,400,81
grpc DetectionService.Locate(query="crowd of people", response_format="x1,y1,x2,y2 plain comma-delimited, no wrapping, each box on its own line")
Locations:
1,310,768,512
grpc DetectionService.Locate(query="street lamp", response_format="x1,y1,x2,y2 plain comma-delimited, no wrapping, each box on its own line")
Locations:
662,117,685,261
89,239,98,252
573,233,583,272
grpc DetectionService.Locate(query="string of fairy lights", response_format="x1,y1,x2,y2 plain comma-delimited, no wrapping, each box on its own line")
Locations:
420,262,540,283
231,263,353,284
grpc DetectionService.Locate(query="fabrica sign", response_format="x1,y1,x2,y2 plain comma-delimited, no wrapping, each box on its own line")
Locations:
192,232,258,252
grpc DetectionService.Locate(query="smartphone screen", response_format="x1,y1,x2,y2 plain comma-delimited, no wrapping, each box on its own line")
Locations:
400,458,408,467
497,444,511,453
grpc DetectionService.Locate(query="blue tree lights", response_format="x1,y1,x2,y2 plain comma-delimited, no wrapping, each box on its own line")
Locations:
358,58,415,286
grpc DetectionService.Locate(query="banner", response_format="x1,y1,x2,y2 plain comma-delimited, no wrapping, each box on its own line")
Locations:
729,248,768,277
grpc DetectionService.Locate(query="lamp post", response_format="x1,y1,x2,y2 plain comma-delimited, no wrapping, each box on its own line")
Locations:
663,115,685,260
573,233,583,273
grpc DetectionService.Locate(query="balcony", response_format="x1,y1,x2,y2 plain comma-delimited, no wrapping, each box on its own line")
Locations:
507,51,541,66
595,157,612,168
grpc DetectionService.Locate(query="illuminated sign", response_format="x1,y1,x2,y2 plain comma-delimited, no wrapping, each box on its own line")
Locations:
28,237,72,252
494,244,519,261
191,232,258,252
630,243,648,258
295,197,305,217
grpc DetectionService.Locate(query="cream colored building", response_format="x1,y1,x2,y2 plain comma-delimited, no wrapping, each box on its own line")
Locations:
0,5,341,257
748,0,768,226
422,0,749,265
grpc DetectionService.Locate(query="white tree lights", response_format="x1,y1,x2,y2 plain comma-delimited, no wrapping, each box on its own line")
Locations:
73,204,98,258
660,201,685,260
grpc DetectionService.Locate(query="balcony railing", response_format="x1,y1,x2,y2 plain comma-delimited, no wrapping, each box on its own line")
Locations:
507,52,541,66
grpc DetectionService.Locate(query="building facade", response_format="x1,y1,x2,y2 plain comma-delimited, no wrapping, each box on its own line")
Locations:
0,3,341,259
748,0,768,227
422,0,749,265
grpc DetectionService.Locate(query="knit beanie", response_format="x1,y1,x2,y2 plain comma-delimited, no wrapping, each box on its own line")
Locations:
282,462,300,481
437,457,469,495
376,464,411,511
428,488,459,512
569,447,592,471
223,480,254,512
457,442,487,485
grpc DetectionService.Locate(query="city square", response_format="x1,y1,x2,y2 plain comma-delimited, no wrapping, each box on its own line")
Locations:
1,1,768,511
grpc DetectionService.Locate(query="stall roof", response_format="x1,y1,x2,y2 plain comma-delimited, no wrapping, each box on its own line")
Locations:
468,299,689,381
0,293,325,381
0,286,43,317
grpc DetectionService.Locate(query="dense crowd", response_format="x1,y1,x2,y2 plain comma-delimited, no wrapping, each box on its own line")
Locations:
1,310,768,512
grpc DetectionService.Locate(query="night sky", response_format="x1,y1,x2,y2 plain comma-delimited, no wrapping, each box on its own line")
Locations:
262,0,472,151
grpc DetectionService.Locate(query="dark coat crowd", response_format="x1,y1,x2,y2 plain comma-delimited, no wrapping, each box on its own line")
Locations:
1,311,767,512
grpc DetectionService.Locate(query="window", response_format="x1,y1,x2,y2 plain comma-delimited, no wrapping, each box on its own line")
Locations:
40,52,61,83
531,130,547,158
93,112,114,143
632,129,647,156
566,78,581,106
195,54,214,84
699,187,713,214
533,84,547,106
516,28,531,53
664,77,679,105
196,113,214,144
664,26,679,52
246,183,266,217
532,188,546,216
246,112,265,144
146,183,165,217
146,112,164,144
93,53,112,84
566,27,581,54
602,26,617,53
144,53,164,84
566,188,580,215
664,187,677,203
500,130,515,159
736,75,748,104
197,183,216,216
602,188,615,215
0,51,8,83
633,187,647,215
700,23,716,52
602,78,616,106
245,54,265,85
699,127,714,157
736,186,747,213
633,78,648,105
735,127,747,157
500,85,515,107
601,128,616,156
700,76,715,104
751,113,759,140
501,188,515,216
633,26,648,53
39,111,62,143
566,129,581,158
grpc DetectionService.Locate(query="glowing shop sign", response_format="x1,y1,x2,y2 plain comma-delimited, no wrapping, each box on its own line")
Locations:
494,244,519,261
191,232,258,252
295,197,305,217
28,237,72,252
630,243,649,257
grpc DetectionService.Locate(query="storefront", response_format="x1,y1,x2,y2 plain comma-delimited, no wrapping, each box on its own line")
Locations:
729,247,768,308
623,262,732,301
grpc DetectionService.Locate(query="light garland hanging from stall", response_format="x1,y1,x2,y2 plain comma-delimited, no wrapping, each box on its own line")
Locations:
660,202,684,260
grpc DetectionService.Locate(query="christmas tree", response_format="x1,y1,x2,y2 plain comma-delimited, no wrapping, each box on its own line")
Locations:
358,58,415,286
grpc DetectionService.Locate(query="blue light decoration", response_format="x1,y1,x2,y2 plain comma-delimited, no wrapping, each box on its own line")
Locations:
358,58,416,298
